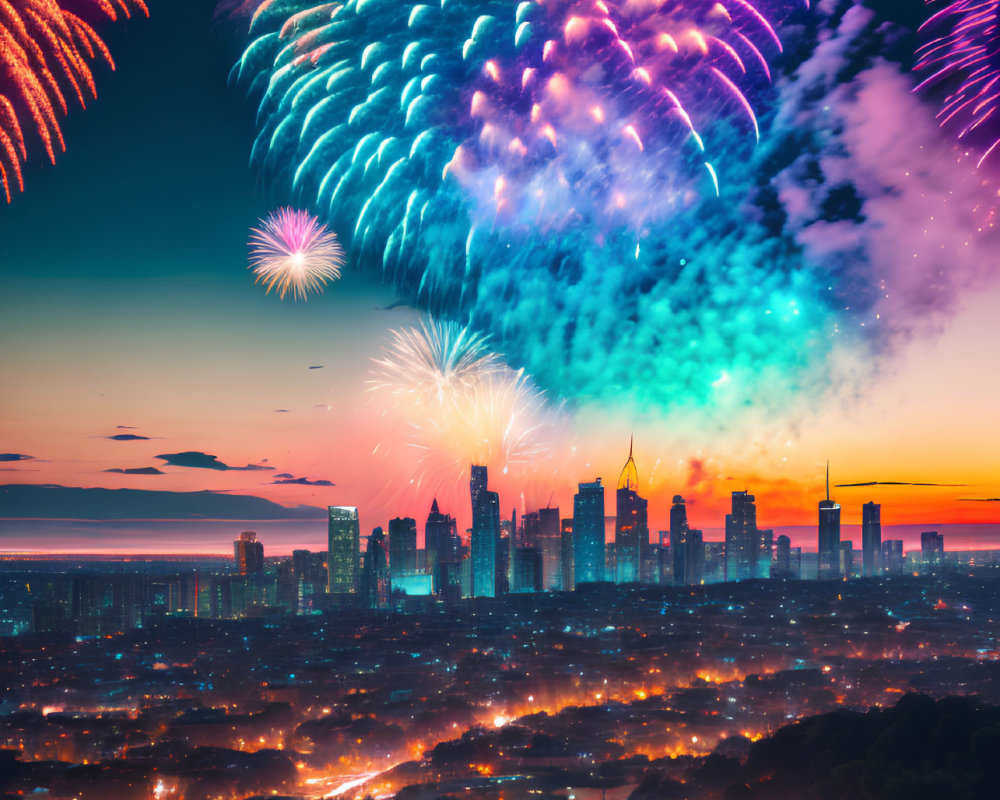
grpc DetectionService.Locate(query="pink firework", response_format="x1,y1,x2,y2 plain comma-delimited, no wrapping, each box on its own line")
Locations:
915,0,1000,168
248,208,345,300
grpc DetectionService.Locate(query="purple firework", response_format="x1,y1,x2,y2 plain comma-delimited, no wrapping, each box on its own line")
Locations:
915,0,1000,168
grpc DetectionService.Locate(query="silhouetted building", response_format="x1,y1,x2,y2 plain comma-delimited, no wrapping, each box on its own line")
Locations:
862,501,881,577
511,547,542,593
360,527,390,609
840,541,854,578
774,534,792,578
470,466,501,597
921,530,944,573
881,539,904,575
573,479,605,584
234,531,264,576
818,465,841,580
725,491,758,581
669,495,690,586
425,498,459,594
686,529,704,585
615,440,647,584
388,517,417,577
328,506,360,594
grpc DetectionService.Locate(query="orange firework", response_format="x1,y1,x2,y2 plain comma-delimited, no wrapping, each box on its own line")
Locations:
0,0,148,202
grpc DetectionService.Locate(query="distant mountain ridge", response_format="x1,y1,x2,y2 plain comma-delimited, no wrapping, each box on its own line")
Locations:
0,484,326,520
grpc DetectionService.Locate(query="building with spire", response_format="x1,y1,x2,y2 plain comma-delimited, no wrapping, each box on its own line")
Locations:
424,498,459,595
615,438,648,584
818,463,841,580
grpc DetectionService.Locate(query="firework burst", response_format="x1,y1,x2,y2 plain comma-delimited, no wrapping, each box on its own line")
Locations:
369,318,564,500
915,0,1000,168
248,207,345,299
0,0,148,203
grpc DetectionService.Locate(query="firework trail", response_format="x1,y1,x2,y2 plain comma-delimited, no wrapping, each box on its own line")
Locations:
248,207,345,299
915,0,1000,169
0,0,148,203
369,318,564,502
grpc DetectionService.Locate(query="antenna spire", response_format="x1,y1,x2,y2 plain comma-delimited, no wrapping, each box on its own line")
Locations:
826,461,830,502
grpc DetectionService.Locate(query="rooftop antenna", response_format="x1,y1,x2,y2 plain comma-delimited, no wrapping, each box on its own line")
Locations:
826,460,830,502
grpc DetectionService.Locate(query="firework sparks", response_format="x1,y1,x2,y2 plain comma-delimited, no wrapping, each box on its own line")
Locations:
369,318,564,500
248,208,345,300
0,0,148,203
915,0,1000,169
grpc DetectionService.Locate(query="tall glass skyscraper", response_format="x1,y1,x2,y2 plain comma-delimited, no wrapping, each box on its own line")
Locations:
360,526,390,609
327,506,360,594
725,491,758,581
861,501,881,577
615,441,647,584
669,495,689,585
573,479,605,584
470,466,500,597
537,507,562,590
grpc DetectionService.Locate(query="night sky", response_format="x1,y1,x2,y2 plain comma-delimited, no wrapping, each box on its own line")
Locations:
1,0,999,553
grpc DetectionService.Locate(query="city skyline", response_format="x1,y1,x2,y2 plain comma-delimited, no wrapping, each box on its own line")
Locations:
1,3,999,554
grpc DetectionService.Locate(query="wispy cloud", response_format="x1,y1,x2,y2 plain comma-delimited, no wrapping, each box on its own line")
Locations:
155,451,274,472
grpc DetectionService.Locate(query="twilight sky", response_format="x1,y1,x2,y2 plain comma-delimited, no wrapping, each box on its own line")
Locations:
1,1,998,553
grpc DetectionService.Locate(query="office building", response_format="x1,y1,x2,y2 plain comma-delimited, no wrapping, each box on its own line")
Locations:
921,530,944,573
538,507,562,590
725,490,758,581
669,495,690,586
862,501,881,577
470,465,501,597
560,518,575,592
573,479,605,584
360,527,390,609
328,506,360,594
388,517,417,577
233,531,264,576
817,465,841,580
774,534,792,578
881,540,904,576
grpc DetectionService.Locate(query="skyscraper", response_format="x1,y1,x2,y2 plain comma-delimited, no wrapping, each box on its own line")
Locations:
862,501,882,577
328,506,360,594
775,534,792,578
921,530,944,573
424,497,459,590
573,479,605,584
725,491,757,581
560,518,575,592
818,464,841,580
233,531,264,576
360,527,390,609
669,495,689,586
470,465,501,598
685,528,704,586
388,517,417,577
615,440,647,584
538,507,562,590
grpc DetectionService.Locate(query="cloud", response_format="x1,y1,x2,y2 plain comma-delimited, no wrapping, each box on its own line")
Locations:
308,365,324,369
958,498,1000,502
273,408,291,413
155,451,274,471
0,453,33,462
105,467,165,475
116,425,139,429
106,433,151,441
269,474,335,486
835,481,968,488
